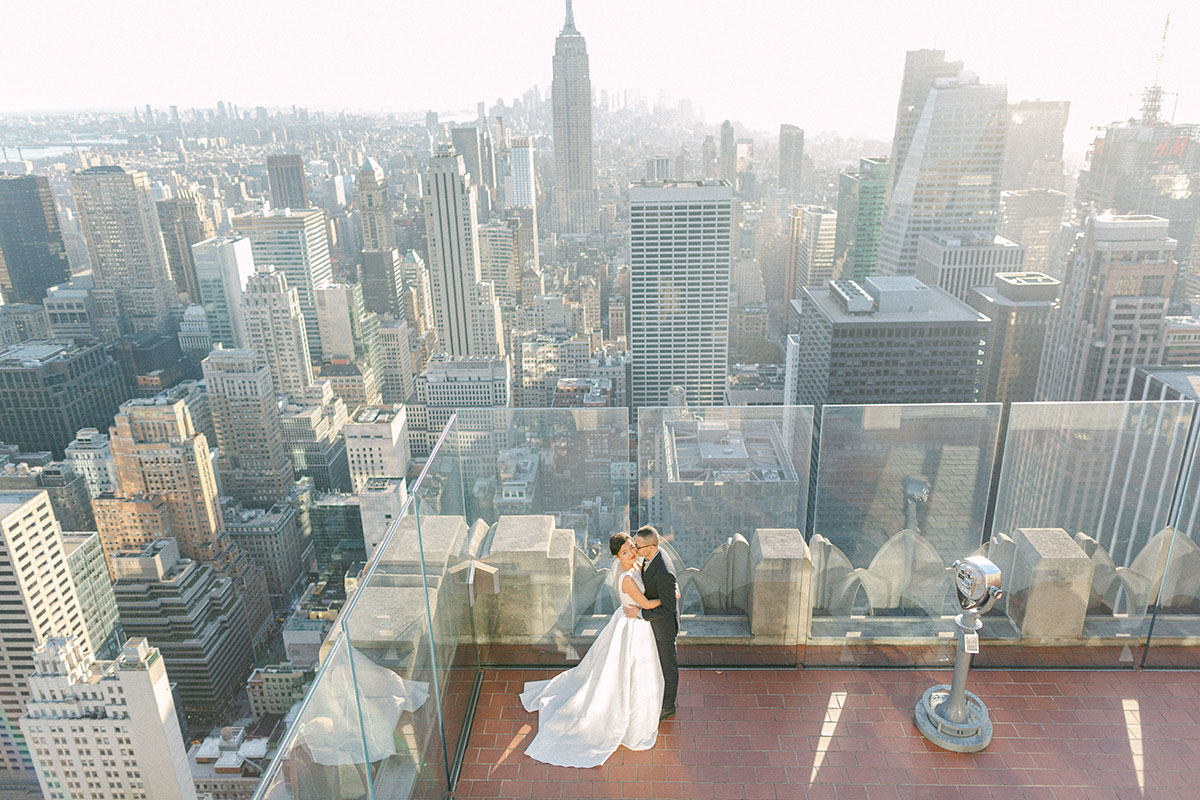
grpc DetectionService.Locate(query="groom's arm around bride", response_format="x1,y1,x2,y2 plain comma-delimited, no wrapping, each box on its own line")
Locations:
627,525,680,717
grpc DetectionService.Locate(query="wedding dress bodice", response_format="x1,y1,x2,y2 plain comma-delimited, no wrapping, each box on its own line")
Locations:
617,566,644,608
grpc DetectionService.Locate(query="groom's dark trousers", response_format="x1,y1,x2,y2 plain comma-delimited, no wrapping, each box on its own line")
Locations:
641,550,680,710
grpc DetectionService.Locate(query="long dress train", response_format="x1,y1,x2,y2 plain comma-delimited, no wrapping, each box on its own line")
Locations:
519,566,664,767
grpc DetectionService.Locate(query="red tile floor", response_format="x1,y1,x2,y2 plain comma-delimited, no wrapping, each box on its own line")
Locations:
453,667,1200,799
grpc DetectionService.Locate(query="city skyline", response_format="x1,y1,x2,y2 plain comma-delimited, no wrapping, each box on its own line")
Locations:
3,1,1198,154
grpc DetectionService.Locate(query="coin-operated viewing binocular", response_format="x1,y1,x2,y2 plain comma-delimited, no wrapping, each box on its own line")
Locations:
952,555,1003,614
914,554,1004,752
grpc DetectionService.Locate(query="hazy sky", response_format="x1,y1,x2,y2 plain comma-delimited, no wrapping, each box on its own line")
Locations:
6,0,1198,157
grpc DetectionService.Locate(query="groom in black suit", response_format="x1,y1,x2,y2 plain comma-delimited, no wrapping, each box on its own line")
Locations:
625,525,680,719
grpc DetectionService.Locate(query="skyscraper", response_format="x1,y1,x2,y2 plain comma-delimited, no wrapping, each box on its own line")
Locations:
914,232,1026,302
551,0,596,234
1004,100,1070,191
359,248,405,319
71,166,178,337
833,156,891,283
786,205,839,299
888,49,964,191
64,428,118,499
241,266,314,399
0,340,127,458
111,539,254,716
877,75,1008,277
778,124,805,196
344,405,410,492
157,189,216,303
0,490,92,778
0,175,71,305
478,220,521,308
967,272,1060,404
107,396,272,642
234,208,332,358
19,637,195,800
109,397,225,563
203,347,294,507
451,126,491,220
266,153,309,210
718,120,737,186
1037,213,1177,401
377,318,415,404
506,137,537,209
999,189,1068,276
785,277,990,407
280,381,351,492
357,157,395,251
1075,104,1200,272
315,282,380,376
192,236,255,348
630,181,733,408
61,532,123,660
423,148,504,357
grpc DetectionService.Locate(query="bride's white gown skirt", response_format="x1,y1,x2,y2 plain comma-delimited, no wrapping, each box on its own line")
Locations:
520,607,664,768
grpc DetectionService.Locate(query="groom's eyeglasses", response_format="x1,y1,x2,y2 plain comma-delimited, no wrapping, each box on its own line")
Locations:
634,543,654,551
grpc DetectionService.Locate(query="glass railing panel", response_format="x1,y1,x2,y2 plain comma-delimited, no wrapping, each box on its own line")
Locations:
447,408,632,667
339,415,471,796
986,400,1194,668
410,418,478,784
1134,406,1200,668
638,405,814,665
252,634,372,799
804,403,1003,666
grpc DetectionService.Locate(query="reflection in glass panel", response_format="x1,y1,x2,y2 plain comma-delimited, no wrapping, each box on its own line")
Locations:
806,404,1002,665
993,402,1193,566
444,409,632,666
253,635,372,800
340,418,476,796
454,408,631,555
637,406,813,570
984,401,1192,666
1145,410,1200,666
813,404,1002,565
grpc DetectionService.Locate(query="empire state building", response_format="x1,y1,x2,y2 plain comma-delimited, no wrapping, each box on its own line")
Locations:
552,0,596,235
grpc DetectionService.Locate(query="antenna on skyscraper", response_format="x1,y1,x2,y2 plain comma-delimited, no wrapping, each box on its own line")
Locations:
562,0,578,35
1141,15,1171,123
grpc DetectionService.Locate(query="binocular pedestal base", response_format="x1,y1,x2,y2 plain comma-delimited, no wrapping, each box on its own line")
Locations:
914,685,993,753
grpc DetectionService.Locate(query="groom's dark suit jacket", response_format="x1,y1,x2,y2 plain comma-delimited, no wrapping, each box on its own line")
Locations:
640,550,680,641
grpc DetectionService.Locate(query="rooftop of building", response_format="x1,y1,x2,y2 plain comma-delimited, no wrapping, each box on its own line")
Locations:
189,726,272,780
60,531,99,557
0,490,44,518
1091,212,1177,244
1166,315,1200,329
222,502,292,528
923,231,1023,249
971,272,1061,306
665,418,797,484
812,277,989,324
629,179,733,196
349,405,402,425
317,360,365,378
311,491,361,507
1135,364,1200,400
361,476,405,494
0,339,91,366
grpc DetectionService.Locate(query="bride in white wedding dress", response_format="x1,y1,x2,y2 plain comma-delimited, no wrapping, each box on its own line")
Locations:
519,532,665,768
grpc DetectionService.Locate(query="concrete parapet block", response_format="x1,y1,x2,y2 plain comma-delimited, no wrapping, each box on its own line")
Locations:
476,515,575,641
1006,527,1093,639
748,528,810,644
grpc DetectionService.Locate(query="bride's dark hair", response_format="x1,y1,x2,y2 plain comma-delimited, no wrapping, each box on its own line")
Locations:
609,531,632,556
